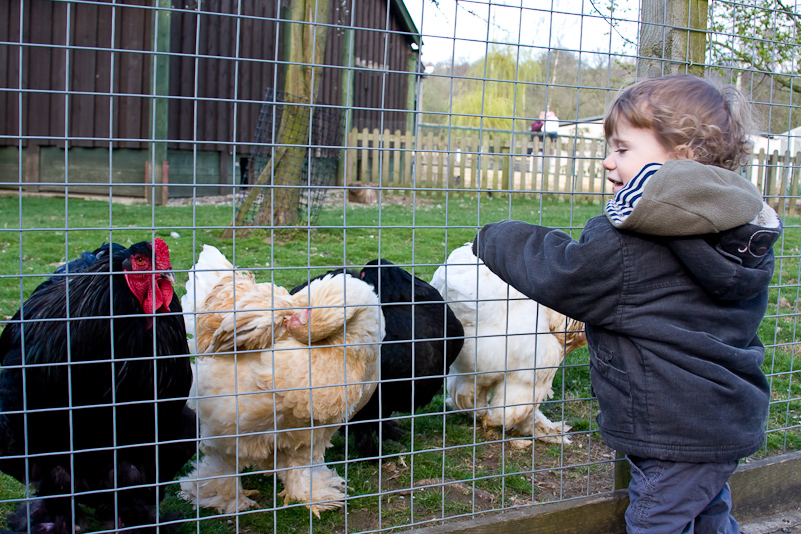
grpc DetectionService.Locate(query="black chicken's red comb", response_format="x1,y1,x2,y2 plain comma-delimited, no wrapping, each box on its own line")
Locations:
153,238,172,271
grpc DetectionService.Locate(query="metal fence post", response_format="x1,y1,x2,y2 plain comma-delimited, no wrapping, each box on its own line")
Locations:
149,0,170,205
614,451,632,491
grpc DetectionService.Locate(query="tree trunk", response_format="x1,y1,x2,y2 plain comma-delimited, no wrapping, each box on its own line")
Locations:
228,0,330,234
638,0,708,78
547,49,560,112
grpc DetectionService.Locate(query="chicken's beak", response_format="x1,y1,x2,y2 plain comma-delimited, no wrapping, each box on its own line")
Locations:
159,271,176,284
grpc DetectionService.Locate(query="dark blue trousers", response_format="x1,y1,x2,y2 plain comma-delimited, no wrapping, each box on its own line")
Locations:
625,455,741,534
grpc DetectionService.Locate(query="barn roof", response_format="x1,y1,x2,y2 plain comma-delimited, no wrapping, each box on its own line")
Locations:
392,0,422,48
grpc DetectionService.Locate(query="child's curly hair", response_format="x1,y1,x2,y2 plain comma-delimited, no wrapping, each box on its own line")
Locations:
603,75,756,170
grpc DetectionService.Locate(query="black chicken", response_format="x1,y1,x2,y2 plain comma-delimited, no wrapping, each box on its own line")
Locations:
290,260,464,458
351,260,464,457
0,239,195,534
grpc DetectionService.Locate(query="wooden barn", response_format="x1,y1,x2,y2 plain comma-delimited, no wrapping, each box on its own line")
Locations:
0,0,422,198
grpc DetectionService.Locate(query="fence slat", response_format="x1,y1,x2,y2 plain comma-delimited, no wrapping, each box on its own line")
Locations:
530,138,540,192
458,138,468,197
382,128,391,188
437,133,446,197
425,131,434,194
345,128,797,207
448,139,457,194
576,137,587,202
481,137,490,197
431,133,440,194
493,136,502,193
347,129,357,184
467,137,476,197
360,127,369,183
392,129,401,190
556,140,566,202
588,138,598,203
793,152,801,214
778,152,790,216
404,130,414,196
559,137,571,202
372,129,381,185
542,137,551,195
756,149,766,194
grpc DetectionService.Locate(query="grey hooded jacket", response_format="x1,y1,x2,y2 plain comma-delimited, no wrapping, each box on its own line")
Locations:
474,160,782,462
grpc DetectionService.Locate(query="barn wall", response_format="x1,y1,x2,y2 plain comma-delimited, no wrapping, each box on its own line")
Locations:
1,0,419,153
1,0,153,150
350,0,415,133
0,0,419,194
168,0,281,153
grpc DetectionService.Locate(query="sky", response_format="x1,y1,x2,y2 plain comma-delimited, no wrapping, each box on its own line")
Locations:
401,0,640,65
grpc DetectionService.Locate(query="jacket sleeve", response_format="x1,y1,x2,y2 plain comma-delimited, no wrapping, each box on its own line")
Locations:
473,218,624,326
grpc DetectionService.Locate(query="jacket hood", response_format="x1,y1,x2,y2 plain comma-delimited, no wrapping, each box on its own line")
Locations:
605,159,764,236
667,203,782,301
606,160,782,300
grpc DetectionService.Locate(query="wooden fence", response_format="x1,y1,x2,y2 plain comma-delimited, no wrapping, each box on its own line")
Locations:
346,128,801,213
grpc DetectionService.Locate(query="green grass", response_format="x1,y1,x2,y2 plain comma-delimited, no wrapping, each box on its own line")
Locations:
0,194,600,434
156,391,606,534
0,192,598,313
759,223,801,455
0,191,798,533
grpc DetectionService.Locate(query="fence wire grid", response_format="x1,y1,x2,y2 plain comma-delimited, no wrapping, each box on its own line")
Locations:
0,0,800,533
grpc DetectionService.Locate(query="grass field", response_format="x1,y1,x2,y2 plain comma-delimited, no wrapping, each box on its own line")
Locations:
0,190,798,534
0,191,598,310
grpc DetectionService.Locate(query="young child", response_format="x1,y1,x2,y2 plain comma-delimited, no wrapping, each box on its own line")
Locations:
472,75,782,534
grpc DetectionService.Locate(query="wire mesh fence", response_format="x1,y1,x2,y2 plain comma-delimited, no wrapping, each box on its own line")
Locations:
0,0,800,533
237,88,345,229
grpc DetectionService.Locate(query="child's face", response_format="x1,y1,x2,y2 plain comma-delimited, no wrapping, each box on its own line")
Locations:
603,118,672,193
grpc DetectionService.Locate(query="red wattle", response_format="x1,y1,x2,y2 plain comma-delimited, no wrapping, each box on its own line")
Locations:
140,279,174,315
126,272,173,317
156,278,174,312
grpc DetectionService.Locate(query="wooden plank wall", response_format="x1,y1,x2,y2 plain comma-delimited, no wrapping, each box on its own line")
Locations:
0,0,417,161
315,0,416,133
0,0,15,141
168,0,279,152
355,3,413,132
0,0,152,149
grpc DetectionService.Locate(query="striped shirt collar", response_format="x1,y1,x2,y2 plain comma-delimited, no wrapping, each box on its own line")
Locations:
605,163,662,226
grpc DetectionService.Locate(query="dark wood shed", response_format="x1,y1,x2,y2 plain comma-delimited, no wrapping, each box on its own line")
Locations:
0,0,421,198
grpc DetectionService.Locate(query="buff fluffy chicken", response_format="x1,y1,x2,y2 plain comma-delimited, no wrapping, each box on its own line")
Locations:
430,243,585,444
0,239,194,534
178,245,384,516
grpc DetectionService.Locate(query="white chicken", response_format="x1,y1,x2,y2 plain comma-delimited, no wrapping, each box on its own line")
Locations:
178,245,384,516
430,243,585,444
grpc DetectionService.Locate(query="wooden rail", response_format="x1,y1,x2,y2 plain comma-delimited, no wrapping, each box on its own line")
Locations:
346,127,801,213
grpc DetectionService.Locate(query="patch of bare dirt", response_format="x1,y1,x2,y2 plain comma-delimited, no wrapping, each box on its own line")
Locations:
164,189,442,209
166,193,240,207
337,428,616,534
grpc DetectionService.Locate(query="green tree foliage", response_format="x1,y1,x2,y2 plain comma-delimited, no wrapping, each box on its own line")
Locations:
450,45,542,132
422,1,800,136
528,50,635,124
420,60,472,126
420,48,635,135
710,0,799,93
709,0,801,134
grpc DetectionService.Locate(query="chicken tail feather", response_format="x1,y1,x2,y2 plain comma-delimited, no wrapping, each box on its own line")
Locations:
183,245,236,352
